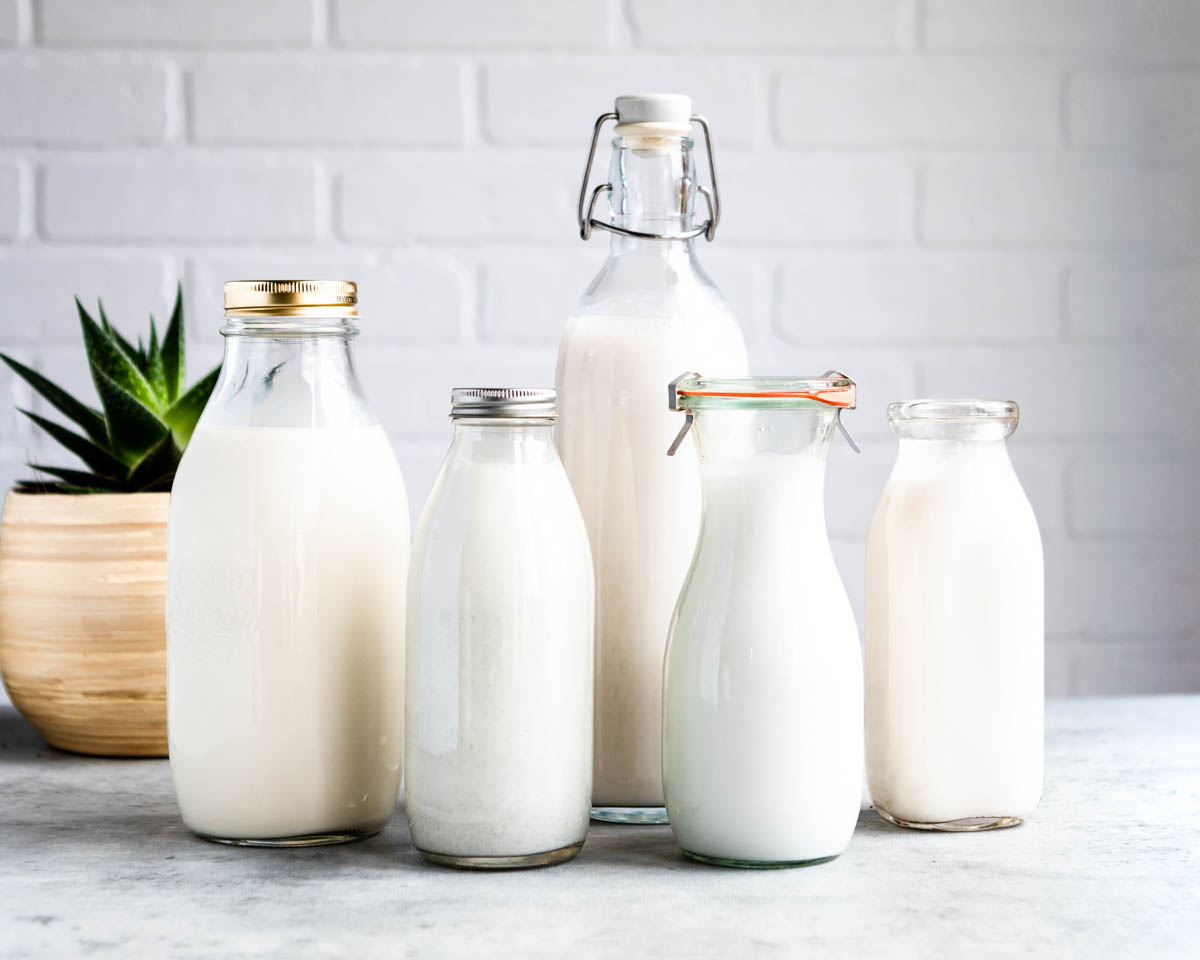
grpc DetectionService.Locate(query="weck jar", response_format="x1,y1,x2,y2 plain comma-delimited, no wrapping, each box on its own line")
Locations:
866,399,1043,831
662,375,863,868
167,280,409,846
405,388,594,869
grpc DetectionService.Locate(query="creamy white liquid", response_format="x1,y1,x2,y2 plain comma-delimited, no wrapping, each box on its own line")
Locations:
406,445,594,859
664,456,863,863
557,313,747,808
167,424,409,841
866,438,1043,826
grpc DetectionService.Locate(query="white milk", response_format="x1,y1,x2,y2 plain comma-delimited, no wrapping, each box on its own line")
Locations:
405,435,593,862
866,437,1043,827
556,314,747,810
167,424,409,842
663,456,863,863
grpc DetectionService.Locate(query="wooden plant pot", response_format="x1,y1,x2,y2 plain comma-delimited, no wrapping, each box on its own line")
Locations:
0,491,169,756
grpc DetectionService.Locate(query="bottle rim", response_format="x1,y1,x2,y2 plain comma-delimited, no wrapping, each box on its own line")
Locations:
888,399,1018,425
674,375,856,411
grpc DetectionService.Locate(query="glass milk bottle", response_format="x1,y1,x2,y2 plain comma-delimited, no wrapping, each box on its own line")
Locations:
557,93,748,824
662,375,862,867
866,400,1043,831
406,389,594,869
167,280,409,846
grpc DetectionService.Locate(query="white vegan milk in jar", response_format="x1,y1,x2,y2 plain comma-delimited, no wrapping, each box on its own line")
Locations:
663,377,863,867
557,94,748,824
167,281,409,845
405,388,594,869
866,399,1043,831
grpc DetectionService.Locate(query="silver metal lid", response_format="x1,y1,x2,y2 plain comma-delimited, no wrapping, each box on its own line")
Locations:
451,387,557,419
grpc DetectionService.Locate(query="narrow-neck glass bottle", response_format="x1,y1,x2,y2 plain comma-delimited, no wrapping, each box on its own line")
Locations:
556,94,748,823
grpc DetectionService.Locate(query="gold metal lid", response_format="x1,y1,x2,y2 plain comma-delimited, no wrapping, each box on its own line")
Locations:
223,280,357,317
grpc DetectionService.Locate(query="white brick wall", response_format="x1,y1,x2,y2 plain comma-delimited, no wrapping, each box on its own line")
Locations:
0,0,1196,698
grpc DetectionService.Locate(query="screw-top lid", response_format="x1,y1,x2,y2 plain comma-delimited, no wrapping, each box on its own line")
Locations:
614,93,692,136
451,387,557,420
224,280,357,317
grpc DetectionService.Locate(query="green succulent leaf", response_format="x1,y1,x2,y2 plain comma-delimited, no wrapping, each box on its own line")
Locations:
144,316,168,406
94,369,168,464
160,284,186,404
0,353,108,444
96,299,147,377
17,409,125,479
79,298,160,413
127,433,180,492
162,366,218,449
24,464,128,491
14,283,210,494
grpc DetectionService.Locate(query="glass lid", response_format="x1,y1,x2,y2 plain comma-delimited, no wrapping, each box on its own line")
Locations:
672,374,856,411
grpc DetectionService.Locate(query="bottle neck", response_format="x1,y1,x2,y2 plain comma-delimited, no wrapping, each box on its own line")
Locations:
607,135,697,245
204,321,372,429
692,408,838,465
448,419,558,467
690,408,836,535
893,434,1014,479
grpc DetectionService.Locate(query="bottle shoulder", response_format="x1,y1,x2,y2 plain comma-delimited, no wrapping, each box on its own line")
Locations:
869,458,1042,549
572,247,735,318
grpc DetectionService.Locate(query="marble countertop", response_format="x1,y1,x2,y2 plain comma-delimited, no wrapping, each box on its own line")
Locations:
1,696,1197,958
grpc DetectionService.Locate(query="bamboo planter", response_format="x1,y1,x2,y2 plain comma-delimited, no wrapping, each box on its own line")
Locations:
0,491,169,756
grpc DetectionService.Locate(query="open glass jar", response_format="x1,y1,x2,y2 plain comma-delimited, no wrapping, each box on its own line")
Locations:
662,375,862,867
866,399,1043,831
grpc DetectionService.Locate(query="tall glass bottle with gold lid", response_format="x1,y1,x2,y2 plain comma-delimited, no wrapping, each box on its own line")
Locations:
556,94,749,823
167,280,409,846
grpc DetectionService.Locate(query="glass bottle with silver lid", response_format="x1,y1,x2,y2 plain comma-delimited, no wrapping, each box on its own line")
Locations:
405,388,594,868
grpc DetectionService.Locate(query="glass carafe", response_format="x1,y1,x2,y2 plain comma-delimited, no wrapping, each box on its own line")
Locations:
556,94,748,824
662,376,862,867
167,280,409,846
866,400,1043,831
406,388,593,869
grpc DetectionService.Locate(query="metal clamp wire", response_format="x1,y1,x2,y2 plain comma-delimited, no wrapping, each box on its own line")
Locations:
577,113,721,242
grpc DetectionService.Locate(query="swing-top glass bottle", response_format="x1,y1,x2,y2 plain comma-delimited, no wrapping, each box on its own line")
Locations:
556,94,748,824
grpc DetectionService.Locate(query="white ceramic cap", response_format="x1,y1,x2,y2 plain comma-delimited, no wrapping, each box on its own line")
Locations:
614,93,692,136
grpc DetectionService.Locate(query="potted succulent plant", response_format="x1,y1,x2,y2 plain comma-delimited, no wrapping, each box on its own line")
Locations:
0,285,217,756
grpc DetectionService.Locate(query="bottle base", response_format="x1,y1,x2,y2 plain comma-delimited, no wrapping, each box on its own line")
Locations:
590,805,668,824
682,849,839,870
193,826,383,848
417,841,584,870
875,807,1025,832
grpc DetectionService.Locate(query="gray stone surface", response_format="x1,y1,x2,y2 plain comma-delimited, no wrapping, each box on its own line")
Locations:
0,697,1197,958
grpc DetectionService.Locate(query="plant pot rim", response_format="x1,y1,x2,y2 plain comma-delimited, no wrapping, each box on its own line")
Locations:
5,489,170,500
2,488,170,525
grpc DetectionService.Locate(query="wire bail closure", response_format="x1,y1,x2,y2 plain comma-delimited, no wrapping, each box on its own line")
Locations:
666,370,861,456
577,113,721,242
666,371,701,456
